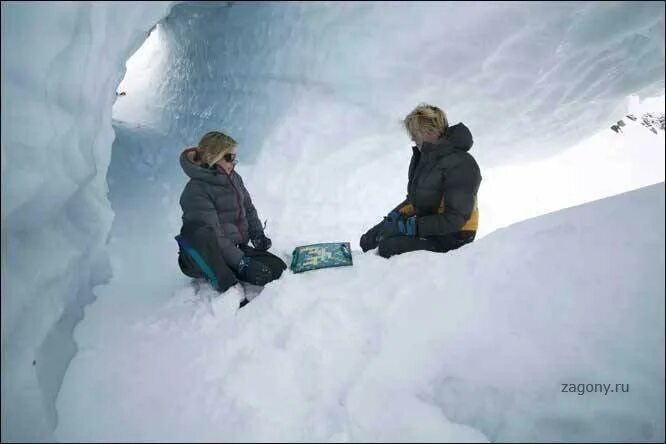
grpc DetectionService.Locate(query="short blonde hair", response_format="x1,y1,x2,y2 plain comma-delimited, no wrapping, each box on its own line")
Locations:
403,103,448,140
198,131,237,165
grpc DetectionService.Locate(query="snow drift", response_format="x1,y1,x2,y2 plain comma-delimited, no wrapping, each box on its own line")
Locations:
55,182,665,442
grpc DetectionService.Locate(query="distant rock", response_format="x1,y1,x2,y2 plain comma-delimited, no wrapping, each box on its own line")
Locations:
612,112,664,135
640,112,664,132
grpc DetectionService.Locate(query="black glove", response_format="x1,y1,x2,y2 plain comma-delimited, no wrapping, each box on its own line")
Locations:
360,221,383,252
251,234,272,251
237,256,273,285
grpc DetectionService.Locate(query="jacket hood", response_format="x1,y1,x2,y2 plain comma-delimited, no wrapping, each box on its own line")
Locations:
421,122,474,154
180,147,232,184
444,123,473,152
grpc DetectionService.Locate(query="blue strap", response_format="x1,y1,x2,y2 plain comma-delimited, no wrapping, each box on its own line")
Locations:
175,235,220,291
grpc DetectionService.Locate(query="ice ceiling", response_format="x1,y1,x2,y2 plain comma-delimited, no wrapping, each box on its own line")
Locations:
119,1,665,165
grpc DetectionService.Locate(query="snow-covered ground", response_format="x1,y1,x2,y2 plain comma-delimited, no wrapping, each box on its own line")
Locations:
56,182,664,442
57,89,666,442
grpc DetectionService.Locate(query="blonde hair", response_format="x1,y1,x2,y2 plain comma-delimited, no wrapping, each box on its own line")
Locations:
403,103,448,140
198,131,237,165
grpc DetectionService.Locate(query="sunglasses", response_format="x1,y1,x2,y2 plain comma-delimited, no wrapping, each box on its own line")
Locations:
223,153,237,162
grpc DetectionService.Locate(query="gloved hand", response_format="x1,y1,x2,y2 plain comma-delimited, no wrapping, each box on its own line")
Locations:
382,210,417,237
237,256,273,286
251,234,272,251
360,232,376,252
360,221,383,252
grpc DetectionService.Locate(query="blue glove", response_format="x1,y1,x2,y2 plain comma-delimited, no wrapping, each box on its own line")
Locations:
251,234,272,251
398,215,418,236
382,211,417,237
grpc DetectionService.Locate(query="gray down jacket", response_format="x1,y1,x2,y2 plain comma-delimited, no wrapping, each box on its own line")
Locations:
179,147,264,269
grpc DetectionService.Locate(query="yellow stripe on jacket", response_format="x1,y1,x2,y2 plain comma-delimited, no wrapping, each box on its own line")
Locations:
398,198,479,232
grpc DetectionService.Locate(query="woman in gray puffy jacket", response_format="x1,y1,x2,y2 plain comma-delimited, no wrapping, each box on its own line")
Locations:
176,131,286,304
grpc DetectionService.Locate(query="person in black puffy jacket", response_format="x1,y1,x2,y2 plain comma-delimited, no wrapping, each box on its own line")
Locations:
360,104,482,258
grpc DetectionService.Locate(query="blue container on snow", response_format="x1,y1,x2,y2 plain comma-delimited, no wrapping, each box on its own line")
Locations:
290,242,353,273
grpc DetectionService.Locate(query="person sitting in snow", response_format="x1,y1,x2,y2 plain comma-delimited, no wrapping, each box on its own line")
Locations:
176,131,286,302
359,104,482,258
